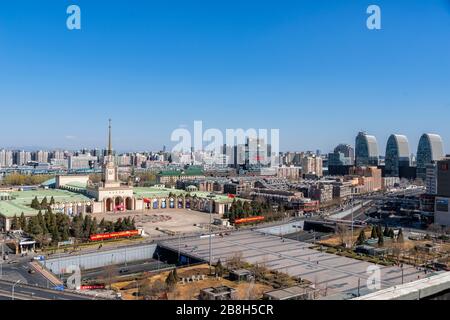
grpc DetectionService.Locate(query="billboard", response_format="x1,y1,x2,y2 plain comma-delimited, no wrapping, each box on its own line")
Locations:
436,198,449,212
80,285,105,290
89,230,139,241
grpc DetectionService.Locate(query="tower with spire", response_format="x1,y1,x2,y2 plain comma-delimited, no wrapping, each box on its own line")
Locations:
102,119,120,187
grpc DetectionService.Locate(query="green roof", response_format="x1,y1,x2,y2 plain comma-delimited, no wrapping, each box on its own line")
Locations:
133,187,243,203
41,178,56,187
64,181,87,190
158,169,204,177
0,189,91,218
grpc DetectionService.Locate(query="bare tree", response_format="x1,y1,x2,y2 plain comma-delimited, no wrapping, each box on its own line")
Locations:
186,284,198,300
104,264,118,289
226,251,244,270
139,279,167,299
336,224,348,247
391,243,402,264
428,223,444,236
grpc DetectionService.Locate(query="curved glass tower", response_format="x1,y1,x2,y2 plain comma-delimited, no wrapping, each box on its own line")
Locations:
416,133,444,180
334,144,354,163
355,132,379,167
385,134,411,177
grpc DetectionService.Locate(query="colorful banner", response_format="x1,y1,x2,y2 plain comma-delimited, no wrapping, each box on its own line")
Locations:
90,230,139,241
234,216,265,224
80,285,105,290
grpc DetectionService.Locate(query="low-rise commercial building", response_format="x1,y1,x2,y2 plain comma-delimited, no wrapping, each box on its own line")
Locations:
156,168,205,184
309,183,333,204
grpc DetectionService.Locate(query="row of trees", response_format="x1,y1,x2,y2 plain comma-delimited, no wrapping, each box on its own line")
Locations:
138,268,179,299
10,210,72,245
10,209,136,246
0,174,54,186
30,196,55,210
224,198,281,222
356,225,404,246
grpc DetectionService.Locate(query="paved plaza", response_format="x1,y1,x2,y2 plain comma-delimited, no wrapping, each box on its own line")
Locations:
161,230,428,296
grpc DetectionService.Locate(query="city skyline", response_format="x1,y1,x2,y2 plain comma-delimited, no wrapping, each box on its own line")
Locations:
0,129,447,157
0,1,450,153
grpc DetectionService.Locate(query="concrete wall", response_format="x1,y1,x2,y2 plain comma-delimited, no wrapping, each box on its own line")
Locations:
41,243,157,275
55,175,89,188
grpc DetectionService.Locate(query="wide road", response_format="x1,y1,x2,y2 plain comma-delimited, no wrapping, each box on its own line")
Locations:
1,259,52,288
70,259,171,282
0,280,93,300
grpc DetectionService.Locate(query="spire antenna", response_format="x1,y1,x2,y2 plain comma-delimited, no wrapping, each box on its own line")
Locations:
108,118,112,156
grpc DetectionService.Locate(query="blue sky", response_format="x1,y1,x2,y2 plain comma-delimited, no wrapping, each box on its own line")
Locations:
0,0,449,153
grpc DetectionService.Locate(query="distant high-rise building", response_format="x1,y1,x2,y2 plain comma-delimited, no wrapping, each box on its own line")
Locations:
435,157,450,226
328,152,347,166
425,163,437,195
384,134,411,177
334,144,354,163
301,155,323,177
68,154,97,170
13,150,31,165
328,143,354,169
0,149,13,167
355,132,379,167
34,150,49,163
244,137,271,170
416,133,444,181
51,150,65,160
437,158,450,197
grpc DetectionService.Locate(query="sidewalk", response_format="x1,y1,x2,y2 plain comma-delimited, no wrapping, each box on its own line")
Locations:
29,261,63,286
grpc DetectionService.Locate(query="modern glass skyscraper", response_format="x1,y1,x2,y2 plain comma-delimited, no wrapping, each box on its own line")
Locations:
416,133,444,181
355,132,379,167
334,144,354,164
385,134,411,177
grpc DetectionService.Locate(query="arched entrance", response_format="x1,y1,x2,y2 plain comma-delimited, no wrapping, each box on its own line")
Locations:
115,197,124,211
152,199,159,209
126,197,133,210
106,198,113,212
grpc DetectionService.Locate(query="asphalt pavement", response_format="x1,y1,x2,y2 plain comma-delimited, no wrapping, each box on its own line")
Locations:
0,279,93,300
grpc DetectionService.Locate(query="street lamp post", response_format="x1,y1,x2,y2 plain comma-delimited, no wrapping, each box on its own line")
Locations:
207,193,215,275
12,280,21,300
350,195,354,249
156,253,160,272
135,279,139,300
124,247,127,267
0,240,3,279
401,265,404,285
177,233,181,263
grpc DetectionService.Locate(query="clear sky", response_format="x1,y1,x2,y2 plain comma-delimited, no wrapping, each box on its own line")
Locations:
0,0,449,154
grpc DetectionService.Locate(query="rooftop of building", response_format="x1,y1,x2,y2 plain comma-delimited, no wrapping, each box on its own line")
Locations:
132,187,242,203
263,285,313,300
158,168,205,176
64,181,88,190
0,188,91,218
